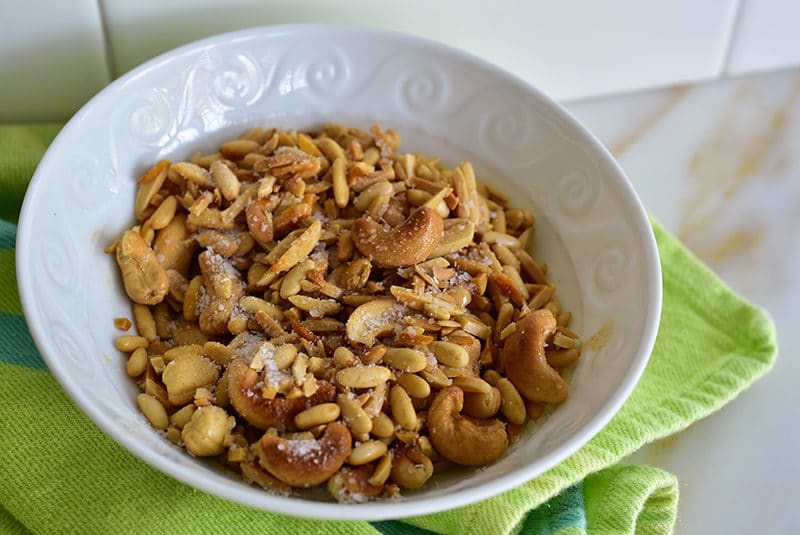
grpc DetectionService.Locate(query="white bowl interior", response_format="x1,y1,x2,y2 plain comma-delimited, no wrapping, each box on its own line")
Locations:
17,25,661,520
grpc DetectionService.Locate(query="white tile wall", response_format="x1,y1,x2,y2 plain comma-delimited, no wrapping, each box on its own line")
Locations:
724,0,800,75
0,0,110,122
100,0,739,102
3,0,800,121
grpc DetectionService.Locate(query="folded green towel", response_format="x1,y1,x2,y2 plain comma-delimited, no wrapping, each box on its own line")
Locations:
0,124,777,535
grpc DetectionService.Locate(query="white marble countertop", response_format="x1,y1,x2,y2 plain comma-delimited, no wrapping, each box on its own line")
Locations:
565,67,800,534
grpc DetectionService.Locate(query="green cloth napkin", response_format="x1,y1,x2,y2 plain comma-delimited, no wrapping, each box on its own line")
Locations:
0,124,777,535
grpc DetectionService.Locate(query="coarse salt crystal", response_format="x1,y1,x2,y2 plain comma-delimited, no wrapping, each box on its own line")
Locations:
288,438,321,457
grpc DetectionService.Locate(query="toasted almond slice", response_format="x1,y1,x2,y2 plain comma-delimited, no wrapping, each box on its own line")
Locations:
172,162,214,188
287,295,342,317
269,220,322,273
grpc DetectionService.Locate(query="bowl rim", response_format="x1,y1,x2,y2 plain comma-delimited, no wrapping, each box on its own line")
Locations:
16,23,662,520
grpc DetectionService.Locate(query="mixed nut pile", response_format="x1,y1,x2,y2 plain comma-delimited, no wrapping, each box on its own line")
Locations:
111,124,581,501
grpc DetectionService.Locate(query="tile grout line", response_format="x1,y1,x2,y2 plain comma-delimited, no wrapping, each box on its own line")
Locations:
94,0,117,81
718,0,746,76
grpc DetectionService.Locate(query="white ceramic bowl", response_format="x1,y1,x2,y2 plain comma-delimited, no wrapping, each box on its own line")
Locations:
16,24,661,520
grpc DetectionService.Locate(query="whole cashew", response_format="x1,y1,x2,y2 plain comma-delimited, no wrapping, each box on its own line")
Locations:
258,422,352,487
427,386,508,466
227,358,336,430
502,309,567,404
116,230,169,305
352,206,443,268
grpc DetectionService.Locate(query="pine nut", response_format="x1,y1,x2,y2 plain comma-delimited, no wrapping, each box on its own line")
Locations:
294,403,340,430
371,412,395,438
430,341,469,368
332,157,349,208
126,347,148,377
333,347,358,368
496,378,526,424
396,373,431,399
390,385,417,430
170,404,197,429
337,394,372,435
336,366,391,389
137,393,168,430
368,451,393,486
115,335,149,352
132,303,157,342
452,375,492,394
383,347,427,373
349,440,388,465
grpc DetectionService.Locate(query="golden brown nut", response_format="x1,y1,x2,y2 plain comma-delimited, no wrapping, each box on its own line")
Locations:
181,405,235,456
445,330,482,376
502,309,567,404
390,444,433,490
152,213,196,275
462,386,502,419
346,298,406,346
115,230,169,305
240,459,292,493
327,465,383,501
427,218,475,259
428,386,508,466
161,353,219,406
197,250,245,336
273,203,313,238
245,198,274,243
352,207,444,268
227,358,336,430
258,422,352,487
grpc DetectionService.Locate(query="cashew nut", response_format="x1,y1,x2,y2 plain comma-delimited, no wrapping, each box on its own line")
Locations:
115,230,169,305
462,386,502,419
427,386,508,466
346,298,406,346
502,309,567,404
181,405,235,457
153,213,196,275
390,444,433,489
240,459,292,493
161,353,219,406
227,358,336,430
197,250,245,336
352,206,443,268
258,422,352,487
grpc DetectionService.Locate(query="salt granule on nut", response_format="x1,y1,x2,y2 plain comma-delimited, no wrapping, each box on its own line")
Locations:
110,123,583,501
